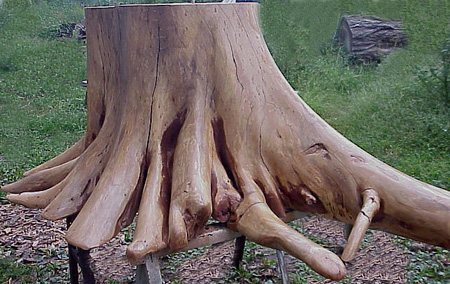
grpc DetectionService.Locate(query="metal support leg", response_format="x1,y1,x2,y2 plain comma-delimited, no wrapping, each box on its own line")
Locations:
68,242,79,284
78,248,95,284
232,236,246,268
344,224,353,240
276,250,289,284
67,216,95,284
136,255,163,284
67,217,79,284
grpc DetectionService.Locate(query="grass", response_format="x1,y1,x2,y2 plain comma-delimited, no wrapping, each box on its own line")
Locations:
0,0,86,189
0,0,86,282
260,0,450,189
0,0,449,282
0,257,33,283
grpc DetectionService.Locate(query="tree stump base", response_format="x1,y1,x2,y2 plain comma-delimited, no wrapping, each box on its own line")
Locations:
2,3,449,281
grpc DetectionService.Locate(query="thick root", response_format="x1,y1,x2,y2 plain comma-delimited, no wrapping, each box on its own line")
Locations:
6,178,68,209
168,108,213,251
41,136,114,221
126,150,169,264
252,166,286,218
23,136,85,177
211,152,241,223
231,199,346,280
65,140,147,249
226,170,347,280
2,158,77,193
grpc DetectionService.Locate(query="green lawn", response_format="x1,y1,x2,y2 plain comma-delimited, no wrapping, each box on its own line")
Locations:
0,0,449,283
261,0,449,189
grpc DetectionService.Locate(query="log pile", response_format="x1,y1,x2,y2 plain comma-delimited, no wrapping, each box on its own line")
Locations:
336,15,408,63
2,4,449,281
58,22,86,41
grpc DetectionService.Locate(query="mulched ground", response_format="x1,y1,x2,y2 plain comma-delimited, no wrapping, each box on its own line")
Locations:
0,202,434,283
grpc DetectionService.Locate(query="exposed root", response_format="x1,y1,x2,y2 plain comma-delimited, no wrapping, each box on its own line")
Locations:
211,152,241,223
66,113,152,248
253,168,286,218
23,136,86,177
6,178,69,209
230,196,346,280
64,142,147,249
226,172,347,280
2,158,77,193
41,136,114,221
168,107,213,250
127,149,169,264
342,188,380,261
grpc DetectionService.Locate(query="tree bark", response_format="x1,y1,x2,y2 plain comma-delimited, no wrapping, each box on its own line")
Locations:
2,4,449,281
337,15,408,63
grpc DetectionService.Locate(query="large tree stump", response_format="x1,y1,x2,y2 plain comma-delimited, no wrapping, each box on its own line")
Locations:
2,4,449,281
337,15,408,63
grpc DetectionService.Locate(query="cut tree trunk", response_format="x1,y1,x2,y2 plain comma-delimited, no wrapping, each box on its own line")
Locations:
337,15,408,63
2,3,449,281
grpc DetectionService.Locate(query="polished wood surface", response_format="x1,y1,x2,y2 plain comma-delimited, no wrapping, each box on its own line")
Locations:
2,4,449,280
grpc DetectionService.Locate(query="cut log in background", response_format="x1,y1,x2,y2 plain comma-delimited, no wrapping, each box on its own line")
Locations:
1,3,449,281
336,15,408,63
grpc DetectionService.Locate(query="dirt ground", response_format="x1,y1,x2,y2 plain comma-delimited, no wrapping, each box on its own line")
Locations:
0,202,433,283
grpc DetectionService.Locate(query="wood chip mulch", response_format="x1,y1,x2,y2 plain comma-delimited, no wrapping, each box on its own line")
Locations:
0,203,135,283
298,215,408,283
0,204,419,283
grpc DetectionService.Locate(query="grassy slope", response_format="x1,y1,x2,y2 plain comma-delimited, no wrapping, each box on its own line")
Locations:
0,3,85,280
260,0,449,189
260,1,450,282
0,0,86,188
0,0,448,283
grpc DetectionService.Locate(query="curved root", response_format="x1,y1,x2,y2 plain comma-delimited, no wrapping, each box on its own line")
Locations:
2,158,77,193
23,136,85,177
230,195,346,280
6,178,68,209
41,136,114,221
126,149,169,263
211,151,241,223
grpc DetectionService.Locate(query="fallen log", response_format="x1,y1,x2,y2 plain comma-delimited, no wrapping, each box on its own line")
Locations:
336,15,408,63
2,3,449,281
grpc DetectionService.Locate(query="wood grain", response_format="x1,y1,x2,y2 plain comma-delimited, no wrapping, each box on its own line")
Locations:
2,4,449,281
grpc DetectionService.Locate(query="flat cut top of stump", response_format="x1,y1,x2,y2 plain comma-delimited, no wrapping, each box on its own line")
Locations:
86,2,258,9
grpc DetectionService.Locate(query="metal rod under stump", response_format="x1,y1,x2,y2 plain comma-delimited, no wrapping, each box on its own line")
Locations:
233,236,246,268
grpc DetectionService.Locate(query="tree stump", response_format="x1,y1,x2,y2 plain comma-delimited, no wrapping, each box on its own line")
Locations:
2,4,449,281
337,15,408,63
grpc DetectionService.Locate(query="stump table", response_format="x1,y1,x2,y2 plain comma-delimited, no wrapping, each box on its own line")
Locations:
2,3,449,283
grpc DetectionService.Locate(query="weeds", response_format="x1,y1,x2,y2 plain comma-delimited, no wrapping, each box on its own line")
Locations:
395,238,450,284
0,257,33,283
416,36,450,106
